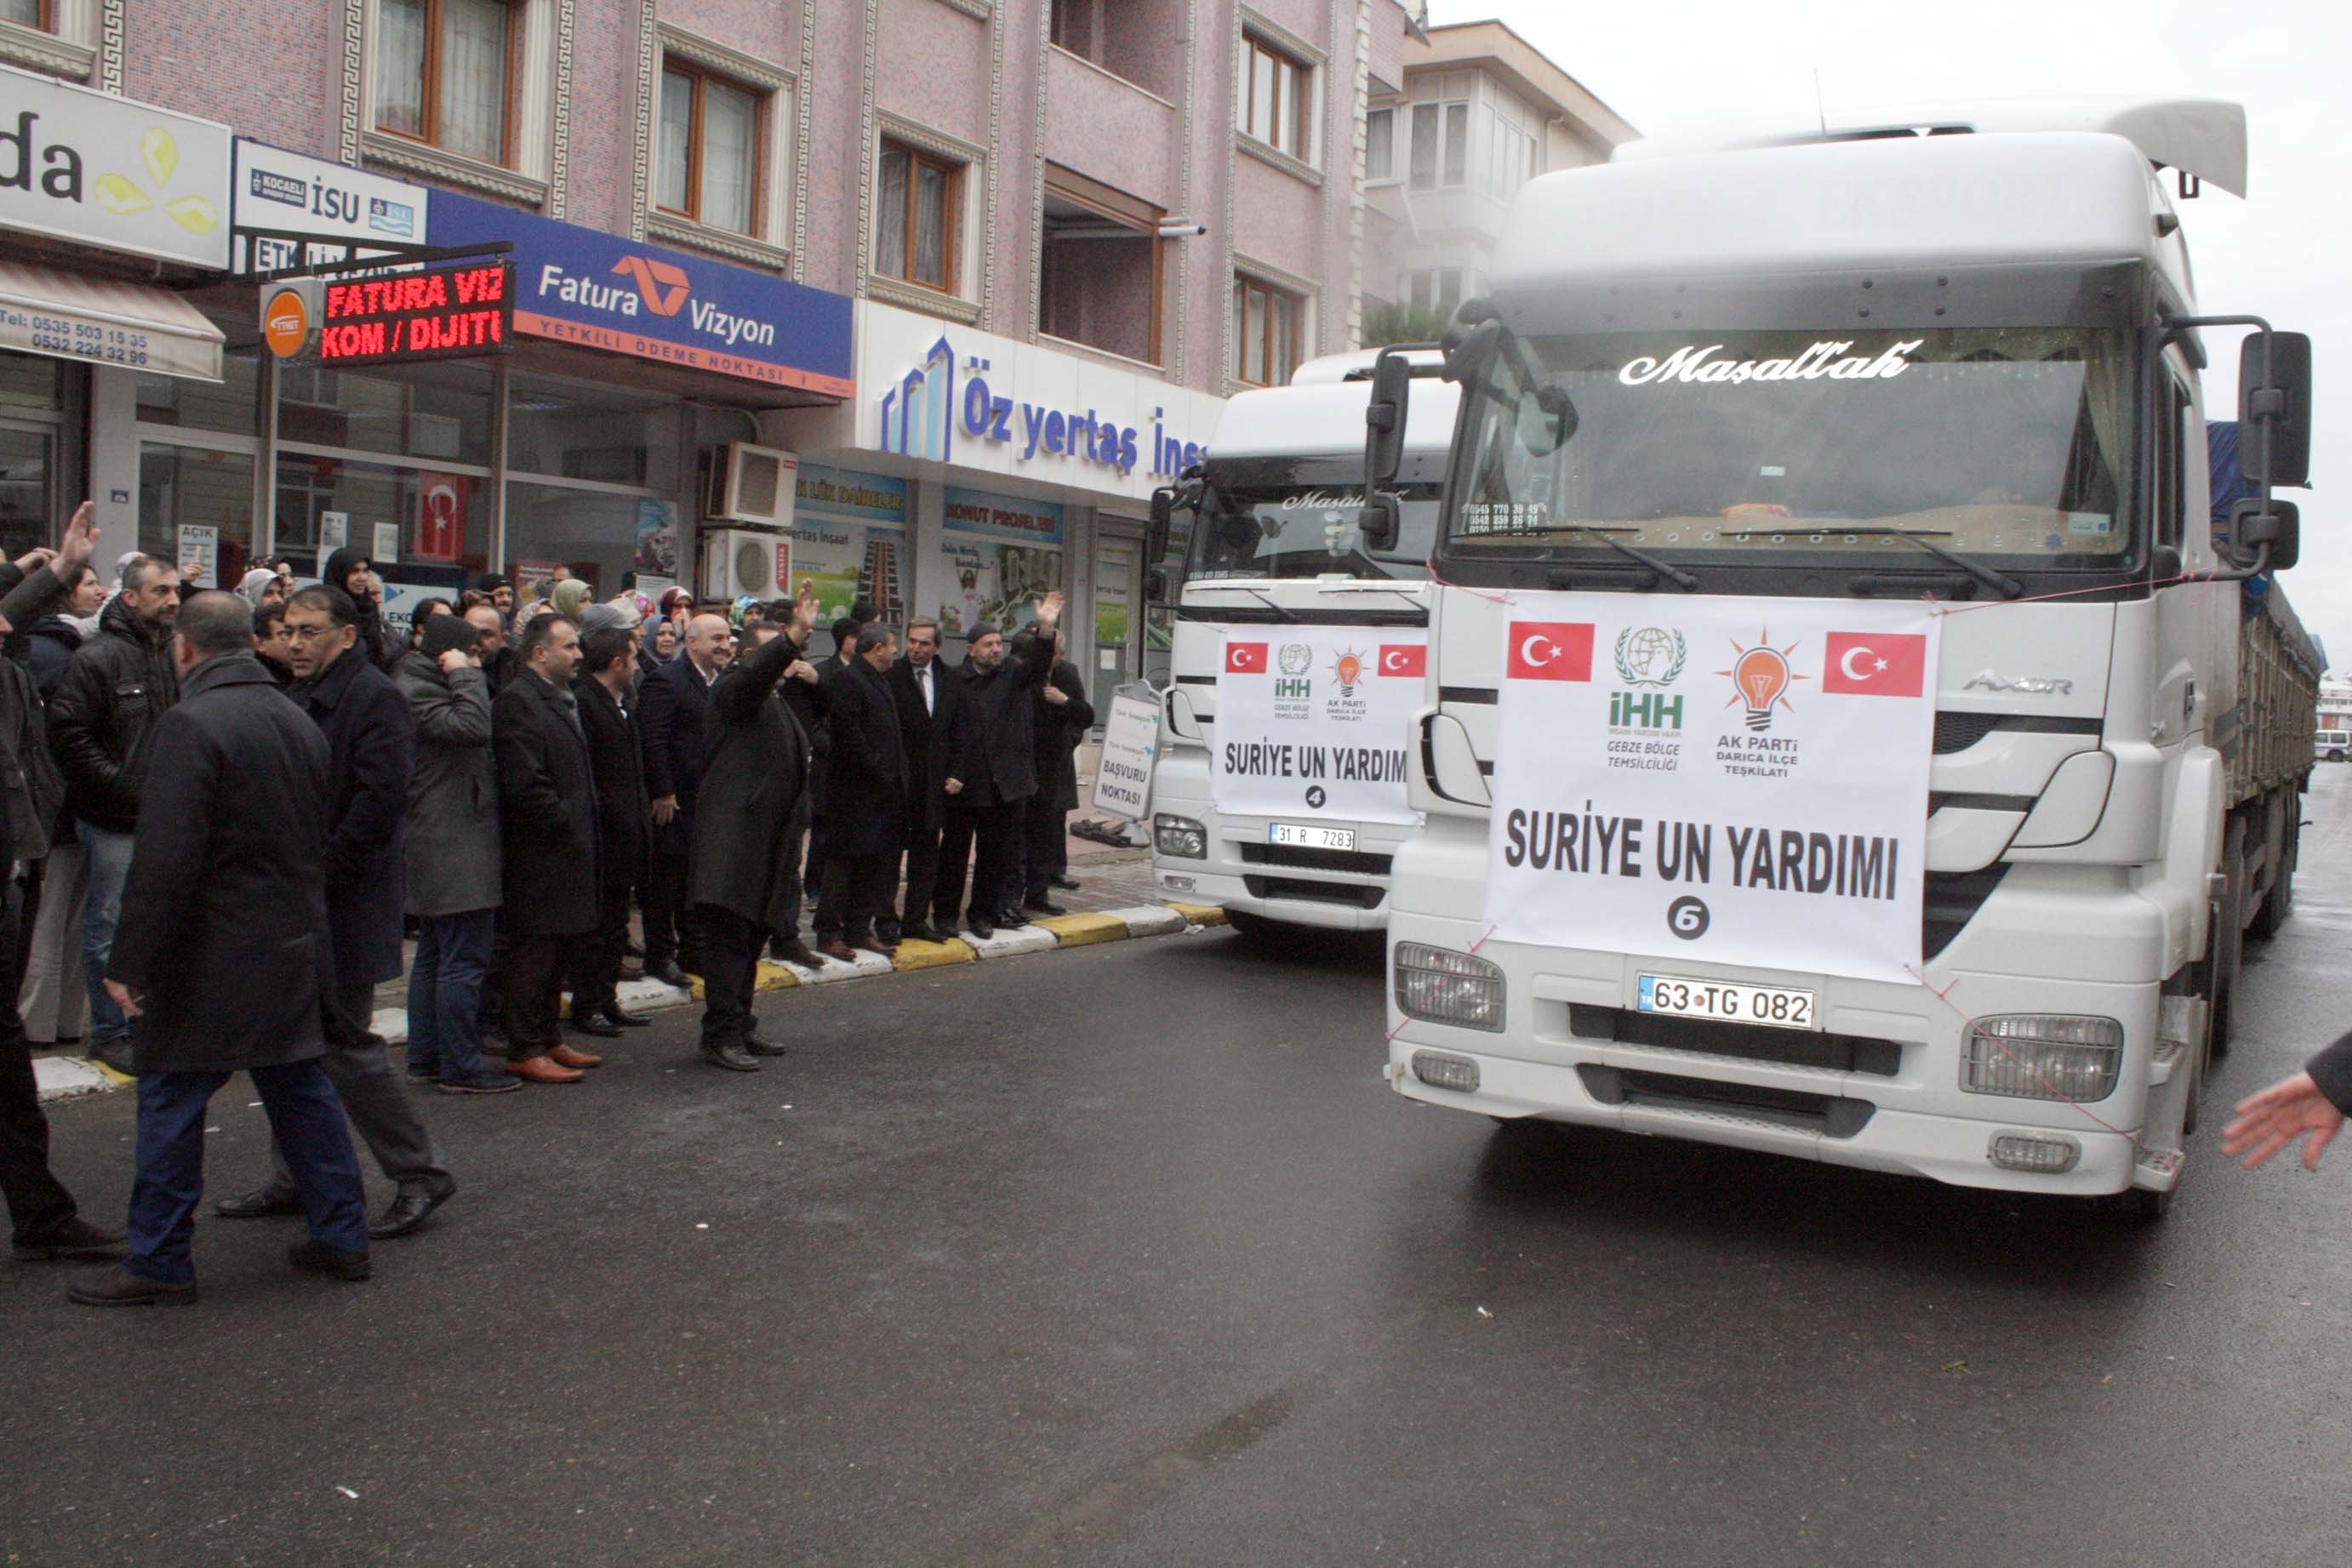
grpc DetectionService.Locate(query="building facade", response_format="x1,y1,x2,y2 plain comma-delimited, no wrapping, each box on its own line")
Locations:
1362,19,1634,324
0,0,1422,710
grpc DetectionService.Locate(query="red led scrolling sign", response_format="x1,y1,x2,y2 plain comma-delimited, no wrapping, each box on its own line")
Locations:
265,260,515,367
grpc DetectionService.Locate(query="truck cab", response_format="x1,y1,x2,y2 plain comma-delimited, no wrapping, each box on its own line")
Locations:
1147,352,1459,932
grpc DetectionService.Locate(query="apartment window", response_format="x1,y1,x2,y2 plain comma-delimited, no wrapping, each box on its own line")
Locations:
1366,106,1394,182
1407,269,1463,316
1238,32,1310,161
1231,275,1303,388
878,140,962,294
1486,110,1538,200
375,0,516,166
0,2,51,29
1409,98,1470,191
658,60,765,236
1050,0,1098,54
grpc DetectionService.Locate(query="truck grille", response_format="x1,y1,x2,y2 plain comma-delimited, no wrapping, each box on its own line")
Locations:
1575,1064,1875,1138
1924,865,2009,958
1237,842,1395,875
1242,875,1384,909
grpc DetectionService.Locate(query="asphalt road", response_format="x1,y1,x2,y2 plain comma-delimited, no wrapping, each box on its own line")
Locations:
7,774,2352,1566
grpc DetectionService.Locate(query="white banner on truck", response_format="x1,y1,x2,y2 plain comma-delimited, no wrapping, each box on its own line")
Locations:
1212,626,1426,826
1486,592,1940,986
1092,692,1161,822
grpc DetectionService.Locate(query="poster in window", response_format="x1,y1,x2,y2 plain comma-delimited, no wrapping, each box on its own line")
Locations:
792,464,908,624
633,499,678,577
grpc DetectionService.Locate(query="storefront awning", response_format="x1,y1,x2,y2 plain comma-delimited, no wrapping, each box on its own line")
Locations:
0,263,225,383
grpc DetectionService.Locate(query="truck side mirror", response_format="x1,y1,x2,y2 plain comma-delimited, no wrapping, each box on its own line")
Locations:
1148,487,1174,562
2229,498,2299,572
1145,566,1171,605
1364,351,1413,492
1360,493,1402,554
2238,330,2312,488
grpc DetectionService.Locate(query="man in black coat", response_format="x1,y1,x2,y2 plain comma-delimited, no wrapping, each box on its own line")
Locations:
814,624,907,961
47,553,180,1072
493,614,602,1084
71,593,370,1304
214,585,454,1242
937,592,1063,939
568,624,652,1035
885,618,968,944
687,605,813,1073
801,611,869,904
0,505,124,1268
766,596,827,965
1021,630,1096,916
637,612,734,987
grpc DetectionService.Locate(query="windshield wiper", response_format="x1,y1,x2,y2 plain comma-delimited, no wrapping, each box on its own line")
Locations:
1835,527,2022,599
1560,524,1698,591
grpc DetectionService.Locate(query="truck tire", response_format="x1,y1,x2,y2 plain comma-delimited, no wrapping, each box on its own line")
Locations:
2253,807,2298,940
2209,817,2247,1059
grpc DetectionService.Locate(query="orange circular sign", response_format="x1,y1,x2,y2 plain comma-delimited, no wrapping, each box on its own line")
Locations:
262,288,310,358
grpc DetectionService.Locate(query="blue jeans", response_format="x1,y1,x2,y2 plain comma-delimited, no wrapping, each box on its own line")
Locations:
76,821,134,1046
128,1061,368,1283
406,909,495,1082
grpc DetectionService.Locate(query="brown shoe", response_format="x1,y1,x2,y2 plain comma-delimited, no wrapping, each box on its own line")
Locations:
546,1043,603,1069
819,938,859,962
507,1055,585,1085
854,938,899,959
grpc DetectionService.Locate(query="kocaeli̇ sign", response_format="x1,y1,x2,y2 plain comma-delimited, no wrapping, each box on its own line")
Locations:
426,188,852,396
230,139,426,272
1484,592,1941,986
0,63,230,268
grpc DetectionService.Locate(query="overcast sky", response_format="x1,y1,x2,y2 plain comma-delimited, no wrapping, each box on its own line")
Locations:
1479,0,2349,672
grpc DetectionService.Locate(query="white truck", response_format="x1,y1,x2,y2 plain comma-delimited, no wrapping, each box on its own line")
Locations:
1364,100,2317,1217
1145,352,1459,933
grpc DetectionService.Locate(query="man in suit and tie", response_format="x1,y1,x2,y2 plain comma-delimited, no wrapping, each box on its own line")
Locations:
568,622,652,1036
637,613,733,988
884,619,968,944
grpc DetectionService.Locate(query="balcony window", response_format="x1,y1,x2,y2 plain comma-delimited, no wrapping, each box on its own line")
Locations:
375,0,515,167
1366,106,1394,182
1231,275,1303,388
1238,32,1310,161
1039,167,1163,365
1410,98,1470,191
658,60,765,236
878,140,962,294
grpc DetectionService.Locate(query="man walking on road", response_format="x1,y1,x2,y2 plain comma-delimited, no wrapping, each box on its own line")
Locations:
937,593,1063,938
1,504,124,1267
72,592,370,1304
493,614,603,1084
215,586,455,1242
815,624,907,961
886,618,966,944
688,599,813,1072
568,623,652,1036
47,554,180,1074
639,613,732,987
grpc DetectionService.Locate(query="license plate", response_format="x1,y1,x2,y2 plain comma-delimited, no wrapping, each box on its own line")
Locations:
1636,973,1818,1031
1269,822,1356,851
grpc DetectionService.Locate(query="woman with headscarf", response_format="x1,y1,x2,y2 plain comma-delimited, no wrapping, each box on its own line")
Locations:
550,577,591,624
234,567,282,612
319,545,391,667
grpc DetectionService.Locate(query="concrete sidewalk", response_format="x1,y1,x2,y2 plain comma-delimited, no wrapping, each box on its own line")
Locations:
34,847,1214,1101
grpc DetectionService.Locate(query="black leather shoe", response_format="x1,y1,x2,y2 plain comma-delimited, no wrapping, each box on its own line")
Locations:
288,1240,371,1280
966,913,996,940
744,1035,789,1057
68,1267,195,1307
1051,875,1082,892
214,1186,301,1220
899,921,941,944
1023,898,1067,916
646,960,688,989
997,909,1032,928
13,1215,126,1261
604,1006,653,1028
368,1185,453,1240
774,938,822,967
567,1010,624,1039
703,1042,760,1072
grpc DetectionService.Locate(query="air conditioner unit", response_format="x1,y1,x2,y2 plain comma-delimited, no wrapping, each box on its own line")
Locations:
702,529,790,603
708,442,798,528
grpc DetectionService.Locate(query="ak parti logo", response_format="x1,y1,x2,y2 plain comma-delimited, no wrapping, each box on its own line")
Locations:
609,255,691,317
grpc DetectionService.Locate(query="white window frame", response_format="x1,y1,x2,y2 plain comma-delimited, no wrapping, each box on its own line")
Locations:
361,0,554,207
645,25,795,271
867,112,986,326
1365,104,1396,185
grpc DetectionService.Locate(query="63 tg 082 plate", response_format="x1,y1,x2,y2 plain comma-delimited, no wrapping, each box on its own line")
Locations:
1636,973,1818,1031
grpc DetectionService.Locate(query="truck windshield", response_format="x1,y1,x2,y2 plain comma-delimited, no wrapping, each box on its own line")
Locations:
1190,476,1441,581
1447,327,2134,567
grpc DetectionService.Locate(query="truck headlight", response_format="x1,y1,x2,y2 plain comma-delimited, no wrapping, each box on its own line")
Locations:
1394,943,1505,1033
1154,813,1207,858
1961,1015,2123,1102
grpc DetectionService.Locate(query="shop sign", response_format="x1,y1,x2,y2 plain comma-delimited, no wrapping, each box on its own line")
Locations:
859,302,1221,503
425,188,853,396
229,139,426,272
1091,692,1161,822
792,464,907,625
0,64,231,268
942,488,1064,547
940,487,1063,639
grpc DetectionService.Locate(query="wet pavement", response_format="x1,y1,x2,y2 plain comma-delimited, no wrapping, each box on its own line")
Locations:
4,776,2350,1565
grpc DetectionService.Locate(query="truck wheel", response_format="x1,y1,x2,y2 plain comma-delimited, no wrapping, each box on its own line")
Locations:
2253,809,2298,940
2331,748,2345,763
2209,818,2247,1059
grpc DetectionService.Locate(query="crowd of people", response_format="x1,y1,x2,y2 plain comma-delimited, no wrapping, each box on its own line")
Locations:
0,505,1097,1304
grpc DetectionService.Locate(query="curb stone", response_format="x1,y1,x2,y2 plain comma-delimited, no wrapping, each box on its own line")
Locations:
36,901,1221,1101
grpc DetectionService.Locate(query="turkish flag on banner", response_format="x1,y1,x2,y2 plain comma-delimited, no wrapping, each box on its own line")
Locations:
1821,631,1927,697
1377,644,1426,677
1225,641,1269,674
1504,621,1595,681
